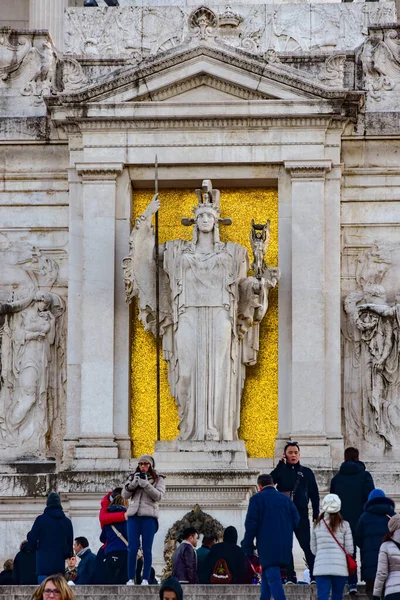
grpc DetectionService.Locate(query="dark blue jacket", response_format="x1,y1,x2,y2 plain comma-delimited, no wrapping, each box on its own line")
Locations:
76,548,97,584
242,486,300,569
355,496,396,581
330,461,375,531
100,506,128,554
270,461,319,520
27,506,73,576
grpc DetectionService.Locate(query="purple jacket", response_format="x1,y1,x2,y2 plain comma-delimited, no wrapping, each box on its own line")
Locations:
172,541,198,584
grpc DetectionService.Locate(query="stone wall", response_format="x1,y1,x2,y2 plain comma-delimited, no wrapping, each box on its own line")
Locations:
1,0,400,574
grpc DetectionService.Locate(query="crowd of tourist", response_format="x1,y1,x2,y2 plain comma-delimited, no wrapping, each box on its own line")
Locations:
1,443,400,600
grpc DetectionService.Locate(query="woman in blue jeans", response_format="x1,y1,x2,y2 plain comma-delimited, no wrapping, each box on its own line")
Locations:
311,494,354,600
122,454,166,585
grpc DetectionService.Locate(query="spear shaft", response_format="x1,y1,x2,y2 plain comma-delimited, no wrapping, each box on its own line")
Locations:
154,157,161,442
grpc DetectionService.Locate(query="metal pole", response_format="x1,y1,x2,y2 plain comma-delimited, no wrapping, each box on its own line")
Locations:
154,156,161,441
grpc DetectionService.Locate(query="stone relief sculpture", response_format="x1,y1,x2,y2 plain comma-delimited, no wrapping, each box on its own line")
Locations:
64,4,394,60
342,241,400,453
123,181,280,443
358,28,400,107
0,239,66,460
0,28,89,111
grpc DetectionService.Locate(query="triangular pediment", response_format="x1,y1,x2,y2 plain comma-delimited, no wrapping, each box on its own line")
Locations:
134,74,277,102
49,45,358,109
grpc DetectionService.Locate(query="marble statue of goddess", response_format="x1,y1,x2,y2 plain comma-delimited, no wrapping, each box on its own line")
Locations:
123,180,280,442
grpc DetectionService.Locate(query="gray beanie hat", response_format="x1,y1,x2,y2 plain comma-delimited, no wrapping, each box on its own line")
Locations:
388,514,400,534
138,454,155,468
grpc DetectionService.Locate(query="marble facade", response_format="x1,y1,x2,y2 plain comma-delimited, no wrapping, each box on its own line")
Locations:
1,0,400,573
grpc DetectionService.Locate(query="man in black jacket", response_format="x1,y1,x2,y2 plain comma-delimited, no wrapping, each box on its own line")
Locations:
270,442,319,583
330,446,374,594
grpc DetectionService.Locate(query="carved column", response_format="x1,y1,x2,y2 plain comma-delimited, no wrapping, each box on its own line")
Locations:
29,0,68,50
73,162,124,460
282,160,336,467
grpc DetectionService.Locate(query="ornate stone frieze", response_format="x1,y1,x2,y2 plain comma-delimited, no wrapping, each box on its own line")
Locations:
64,4,395,59
342,241,400,455
0,237,66,461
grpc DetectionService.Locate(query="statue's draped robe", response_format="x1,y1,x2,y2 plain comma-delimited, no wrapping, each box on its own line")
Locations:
126,215,263,442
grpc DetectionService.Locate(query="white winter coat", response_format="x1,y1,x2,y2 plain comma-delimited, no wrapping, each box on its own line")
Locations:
122,471,166,519
311,515,354,577
373,529,400,597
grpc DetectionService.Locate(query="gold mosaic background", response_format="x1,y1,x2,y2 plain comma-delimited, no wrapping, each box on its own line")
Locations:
131,188,278,458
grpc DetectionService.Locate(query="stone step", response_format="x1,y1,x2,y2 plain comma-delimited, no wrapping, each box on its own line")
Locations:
0,585,368,600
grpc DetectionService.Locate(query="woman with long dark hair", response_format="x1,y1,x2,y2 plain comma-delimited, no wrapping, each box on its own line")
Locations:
311,493,354,600
122,454,165,586
373,514,400,600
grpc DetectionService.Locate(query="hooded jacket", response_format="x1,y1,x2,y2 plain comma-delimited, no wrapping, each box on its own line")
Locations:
160,577,183,600
373,530,400,597
311,516,354,577
270,460,320,520
330,461,375,530
27,506,73,576
122,471,166,519
13,542,37,585
355,495,396,580
203,526,250,584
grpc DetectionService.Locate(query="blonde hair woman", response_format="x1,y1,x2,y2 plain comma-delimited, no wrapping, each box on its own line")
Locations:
31,574,74,600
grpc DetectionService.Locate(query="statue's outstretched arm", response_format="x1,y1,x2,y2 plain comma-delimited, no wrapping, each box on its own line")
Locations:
358,303,395,317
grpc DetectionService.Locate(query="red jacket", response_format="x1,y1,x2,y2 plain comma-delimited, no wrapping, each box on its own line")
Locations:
99,492,126,529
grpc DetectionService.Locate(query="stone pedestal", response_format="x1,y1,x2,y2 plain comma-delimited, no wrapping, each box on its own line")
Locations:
154,440,249,470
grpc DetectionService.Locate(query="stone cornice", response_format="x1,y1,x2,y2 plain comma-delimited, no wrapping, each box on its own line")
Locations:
59,116,337,133
46,45,362,108
285,160,332,179
75,162,124,181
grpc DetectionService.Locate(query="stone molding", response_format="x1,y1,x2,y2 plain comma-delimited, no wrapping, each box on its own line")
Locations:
285,160,332,178
135,73,272,102
75,162,124,181
65,117,342,133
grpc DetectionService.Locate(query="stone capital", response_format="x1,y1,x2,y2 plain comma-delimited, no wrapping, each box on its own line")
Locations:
284,160,332,180
75,162,124,181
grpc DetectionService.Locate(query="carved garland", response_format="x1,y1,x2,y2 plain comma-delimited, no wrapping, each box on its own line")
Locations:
162,505,224,580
